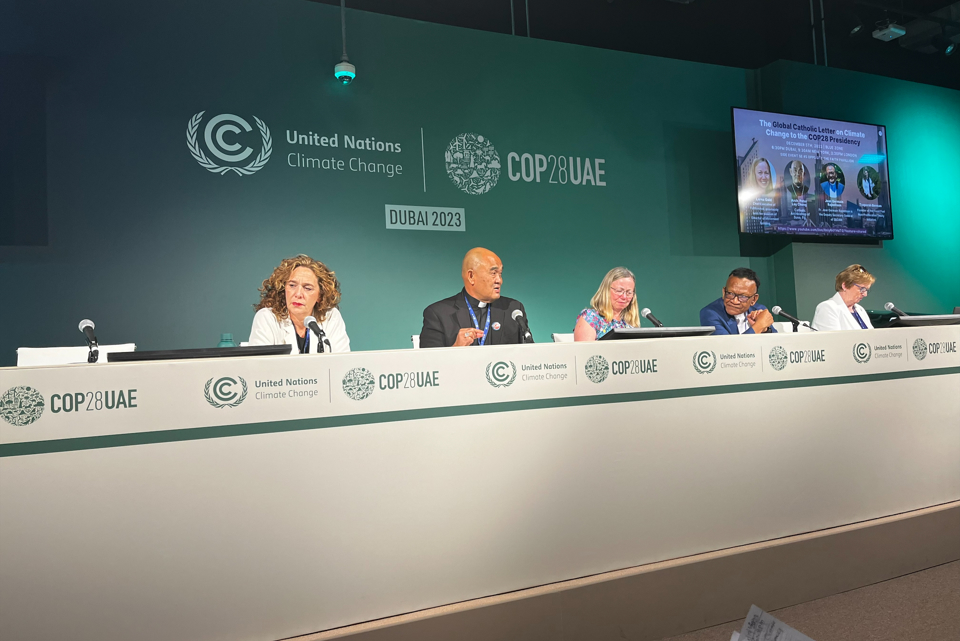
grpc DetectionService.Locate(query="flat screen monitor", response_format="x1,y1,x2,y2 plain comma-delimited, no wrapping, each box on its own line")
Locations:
598,327,716,340
888,314,960,327
108,345,293,363
732,108,893,240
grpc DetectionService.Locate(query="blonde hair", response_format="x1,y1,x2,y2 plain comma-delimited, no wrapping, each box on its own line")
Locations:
835,264,875,292
255,254,342,322
590,267,640,327
752,158,773,192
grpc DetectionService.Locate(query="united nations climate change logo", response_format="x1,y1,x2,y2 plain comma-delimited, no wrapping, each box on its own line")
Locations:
343,367,376,400
692,351,717,375
768,346,788,372
187,111,272,176
204,376,248,408
912,338,927,361
486,361,517,388
1,386,45,426
853,342,872,364
445,133,501,195
584,355,609,383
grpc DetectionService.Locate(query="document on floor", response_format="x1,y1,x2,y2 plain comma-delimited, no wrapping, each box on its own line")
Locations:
738,605,817,641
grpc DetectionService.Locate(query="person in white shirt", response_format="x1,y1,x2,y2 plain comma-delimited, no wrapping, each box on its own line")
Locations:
812,264,875,331
859,168,878,199
248,254,350,353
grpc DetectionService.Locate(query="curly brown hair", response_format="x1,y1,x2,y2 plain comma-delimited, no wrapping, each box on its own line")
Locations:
255,255,342,322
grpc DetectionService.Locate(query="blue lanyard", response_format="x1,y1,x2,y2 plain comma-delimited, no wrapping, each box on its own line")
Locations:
300,327,310,354
464,296,490,346
851,310,868,330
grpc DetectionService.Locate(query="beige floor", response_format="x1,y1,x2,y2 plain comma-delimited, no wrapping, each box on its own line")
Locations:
655,560,960,641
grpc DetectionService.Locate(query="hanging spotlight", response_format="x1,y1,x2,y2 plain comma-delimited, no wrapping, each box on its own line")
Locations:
847,12,865,37
931,29,956,56
335,58,356,84
334,0,356,84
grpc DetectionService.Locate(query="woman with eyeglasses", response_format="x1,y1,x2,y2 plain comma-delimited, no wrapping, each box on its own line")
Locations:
573,267,641,341
811,264,875,331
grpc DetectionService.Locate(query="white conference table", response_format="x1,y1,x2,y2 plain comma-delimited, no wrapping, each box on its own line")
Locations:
1,326,958,641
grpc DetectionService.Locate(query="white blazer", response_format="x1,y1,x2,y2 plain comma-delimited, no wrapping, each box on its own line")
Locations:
811,292,874,332
248,307,351,353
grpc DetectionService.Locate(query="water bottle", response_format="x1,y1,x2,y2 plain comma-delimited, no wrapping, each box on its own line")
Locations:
217,333,237,348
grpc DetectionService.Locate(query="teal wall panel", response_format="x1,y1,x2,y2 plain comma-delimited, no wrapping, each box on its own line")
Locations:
763,61,960,318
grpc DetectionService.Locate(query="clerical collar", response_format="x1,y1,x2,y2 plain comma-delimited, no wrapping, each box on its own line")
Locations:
462,290,488,308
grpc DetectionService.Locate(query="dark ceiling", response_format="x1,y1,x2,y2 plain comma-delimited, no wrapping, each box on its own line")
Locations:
316,0,960,91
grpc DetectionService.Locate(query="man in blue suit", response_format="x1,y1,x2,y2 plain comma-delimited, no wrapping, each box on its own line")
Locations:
820,163,844,199
700,268,776,335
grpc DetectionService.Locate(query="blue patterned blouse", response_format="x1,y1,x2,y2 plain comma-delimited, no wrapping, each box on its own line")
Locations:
576,308,634,340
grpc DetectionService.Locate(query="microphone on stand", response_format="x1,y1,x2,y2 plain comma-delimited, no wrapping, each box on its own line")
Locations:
78,319,100,363
639,307,664,328
771,306,817,331
304,316,331,353
511,309,533,343
884,302,908,317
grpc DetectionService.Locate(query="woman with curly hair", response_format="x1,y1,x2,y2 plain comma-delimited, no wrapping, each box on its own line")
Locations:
248,255,350,353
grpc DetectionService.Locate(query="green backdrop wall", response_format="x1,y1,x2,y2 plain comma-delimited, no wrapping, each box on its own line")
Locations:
1,0,958,365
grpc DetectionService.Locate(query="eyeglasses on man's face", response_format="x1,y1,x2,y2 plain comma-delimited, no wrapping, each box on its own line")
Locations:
723,289,757,304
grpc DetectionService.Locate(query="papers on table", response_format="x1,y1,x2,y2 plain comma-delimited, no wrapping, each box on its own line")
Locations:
738,605,816,641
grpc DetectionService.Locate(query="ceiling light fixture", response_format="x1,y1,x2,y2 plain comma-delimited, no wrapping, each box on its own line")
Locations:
334,0,356,85
931,28,956,56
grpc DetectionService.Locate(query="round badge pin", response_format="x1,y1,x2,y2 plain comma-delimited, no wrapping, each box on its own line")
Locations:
492,322,501,330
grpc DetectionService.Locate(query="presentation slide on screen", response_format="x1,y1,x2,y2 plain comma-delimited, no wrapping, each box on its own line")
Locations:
733,108,892,239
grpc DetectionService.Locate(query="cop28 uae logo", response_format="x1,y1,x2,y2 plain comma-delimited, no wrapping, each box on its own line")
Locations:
445,133,501,195
584,355,609,383
692,351,717,375
768,346,788,371
187,112,272,175
853,342,872,364
204,376,248,408
1,386,45,426
343,367,376,400
486,361,517,388
912,338,927,361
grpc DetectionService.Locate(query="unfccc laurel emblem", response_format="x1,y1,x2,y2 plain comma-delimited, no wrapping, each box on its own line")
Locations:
187,111,272,175
204,376,248,408
486,361,517,388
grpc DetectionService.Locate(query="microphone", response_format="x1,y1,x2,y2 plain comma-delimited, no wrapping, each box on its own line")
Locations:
884,302,908,317
640,307,664,328
511,309,533,343
79,319,98,346
771,306,817,331
304,316,330,353
78,319,99,363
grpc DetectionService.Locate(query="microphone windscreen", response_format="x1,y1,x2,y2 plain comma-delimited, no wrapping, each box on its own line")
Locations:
883,302,895,312
511,309,524,321
304,316,318,326
771,306,783,315
79,319,95,331
640,308,651,317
